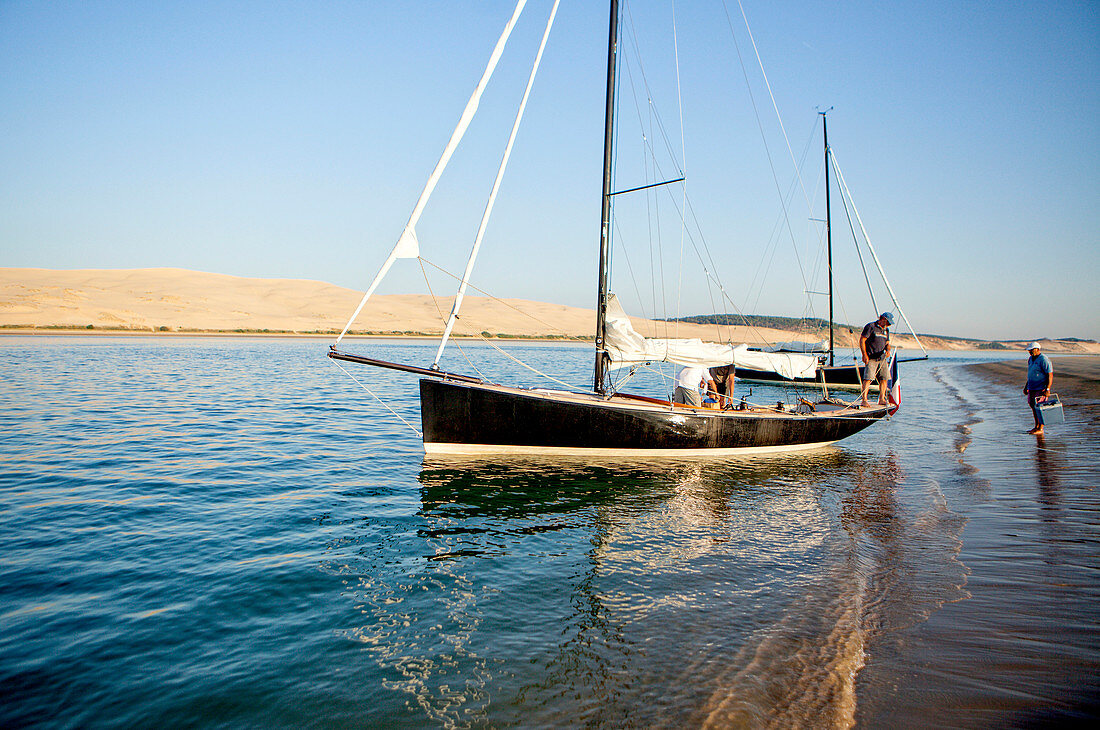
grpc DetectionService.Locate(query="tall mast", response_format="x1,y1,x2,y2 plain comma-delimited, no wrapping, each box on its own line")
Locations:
593,0,620,394
821,109,834,366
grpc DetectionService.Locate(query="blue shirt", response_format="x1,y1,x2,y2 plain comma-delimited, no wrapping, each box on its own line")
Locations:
1026,354,1053,391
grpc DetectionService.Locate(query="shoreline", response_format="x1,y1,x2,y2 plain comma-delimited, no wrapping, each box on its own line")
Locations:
0,328,589,343
962,356,1100,401
4,328,1100,355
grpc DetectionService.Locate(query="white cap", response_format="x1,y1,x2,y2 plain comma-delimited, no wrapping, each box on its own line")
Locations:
1025,341,1041,351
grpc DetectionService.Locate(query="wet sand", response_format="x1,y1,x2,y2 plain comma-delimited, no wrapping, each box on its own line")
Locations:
852,355,1100,726
964,356,1100,401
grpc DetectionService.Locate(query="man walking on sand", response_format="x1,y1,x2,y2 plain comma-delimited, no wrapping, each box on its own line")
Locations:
859,312,894,407
1023,342,1054,435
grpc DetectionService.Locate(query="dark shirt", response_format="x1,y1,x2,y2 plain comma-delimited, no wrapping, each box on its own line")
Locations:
861,321,889,359
710,365,734,393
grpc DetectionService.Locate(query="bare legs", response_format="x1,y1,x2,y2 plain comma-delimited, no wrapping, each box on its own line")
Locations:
859,378,887,407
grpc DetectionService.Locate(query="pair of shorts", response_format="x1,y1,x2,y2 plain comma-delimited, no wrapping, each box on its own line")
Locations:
673,386,701,406
863,356,890,382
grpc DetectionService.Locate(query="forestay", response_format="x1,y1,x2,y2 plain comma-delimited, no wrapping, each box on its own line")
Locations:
603,295,819,380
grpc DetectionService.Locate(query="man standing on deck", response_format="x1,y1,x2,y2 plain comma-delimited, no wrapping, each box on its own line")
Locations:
1023,342,1054,435
673,366,716,407
859,312,894,407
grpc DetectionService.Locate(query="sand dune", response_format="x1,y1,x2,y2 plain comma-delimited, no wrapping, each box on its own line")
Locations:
2,267,1096,354
0,267,800,344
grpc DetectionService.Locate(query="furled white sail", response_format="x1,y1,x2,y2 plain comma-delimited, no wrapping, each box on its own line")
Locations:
603,295,819,380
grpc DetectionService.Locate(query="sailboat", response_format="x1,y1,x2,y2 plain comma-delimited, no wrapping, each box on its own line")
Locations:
734,111,928,390
329,0,892,455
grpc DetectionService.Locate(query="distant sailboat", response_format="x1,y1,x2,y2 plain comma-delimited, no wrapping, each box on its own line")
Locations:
734,111,928,390
329,0,892,455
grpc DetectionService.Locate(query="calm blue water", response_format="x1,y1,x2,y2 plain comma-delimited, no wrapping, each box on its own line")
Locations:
1,337,1097,728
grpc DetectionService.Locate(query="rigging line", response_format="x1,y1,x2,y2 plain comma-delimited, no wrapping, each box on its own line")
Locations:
417,257,574,338
608,211,654,338
654,129,672,338
329,358,422,437
833,156,879,314
417,257,455,335
623,74,776,348
619,361,676,400
669,0,726,347
606,5,803,354
831,276,857,358
473,336,580,390
422,260,578,390
749,126,817,320
802,141,828,318
719,0,812,315
650,173,789,349
605,53,801,353
672,0,691,346
830,151,928,356
421,260,577,390
735,120,818,326
642,185,780,349
622,4,686,178
611,49,664,337
608,55,697,300
617,35,685,350
734,0,819,233
611,367,636,392
617,12,679,341
335,0,528,345
418,258,487,380
434,0,561,368
617,4,687,352
618,45,660,330
675,188,686,341
824,195,869,354
423,254,607,390
795,119,828,320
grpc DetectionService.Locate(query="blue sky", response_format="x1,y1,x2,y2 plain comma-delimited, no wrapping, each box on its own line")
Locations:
1,0,1097,341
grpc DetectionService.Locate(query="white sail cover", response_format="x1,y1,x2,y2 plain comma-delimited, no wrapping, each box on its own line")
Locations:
762,340,828,353
604,295,819,380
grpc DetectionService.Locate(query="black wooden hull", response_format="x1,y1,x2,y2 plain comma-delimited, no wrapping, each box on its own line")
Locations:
735,363,870,390
420,379,887,455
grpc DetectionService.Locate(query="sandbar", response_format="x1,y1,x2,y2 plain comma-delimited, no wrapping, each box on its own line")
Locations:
963,356,1100,401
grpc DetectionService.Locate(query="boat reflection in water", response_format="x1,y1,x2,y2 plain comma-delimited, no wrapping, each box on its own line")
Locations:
339,450,968,727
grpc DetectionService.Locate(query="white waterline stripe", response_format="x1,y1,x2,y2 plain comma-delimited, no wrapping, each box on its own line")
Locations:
423,440,838,457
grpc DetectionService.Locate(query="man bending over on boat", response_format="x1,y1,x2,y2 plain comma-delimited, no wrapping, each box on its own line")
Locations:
859,312,894,407
709,364,735,408
674,366,717,408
